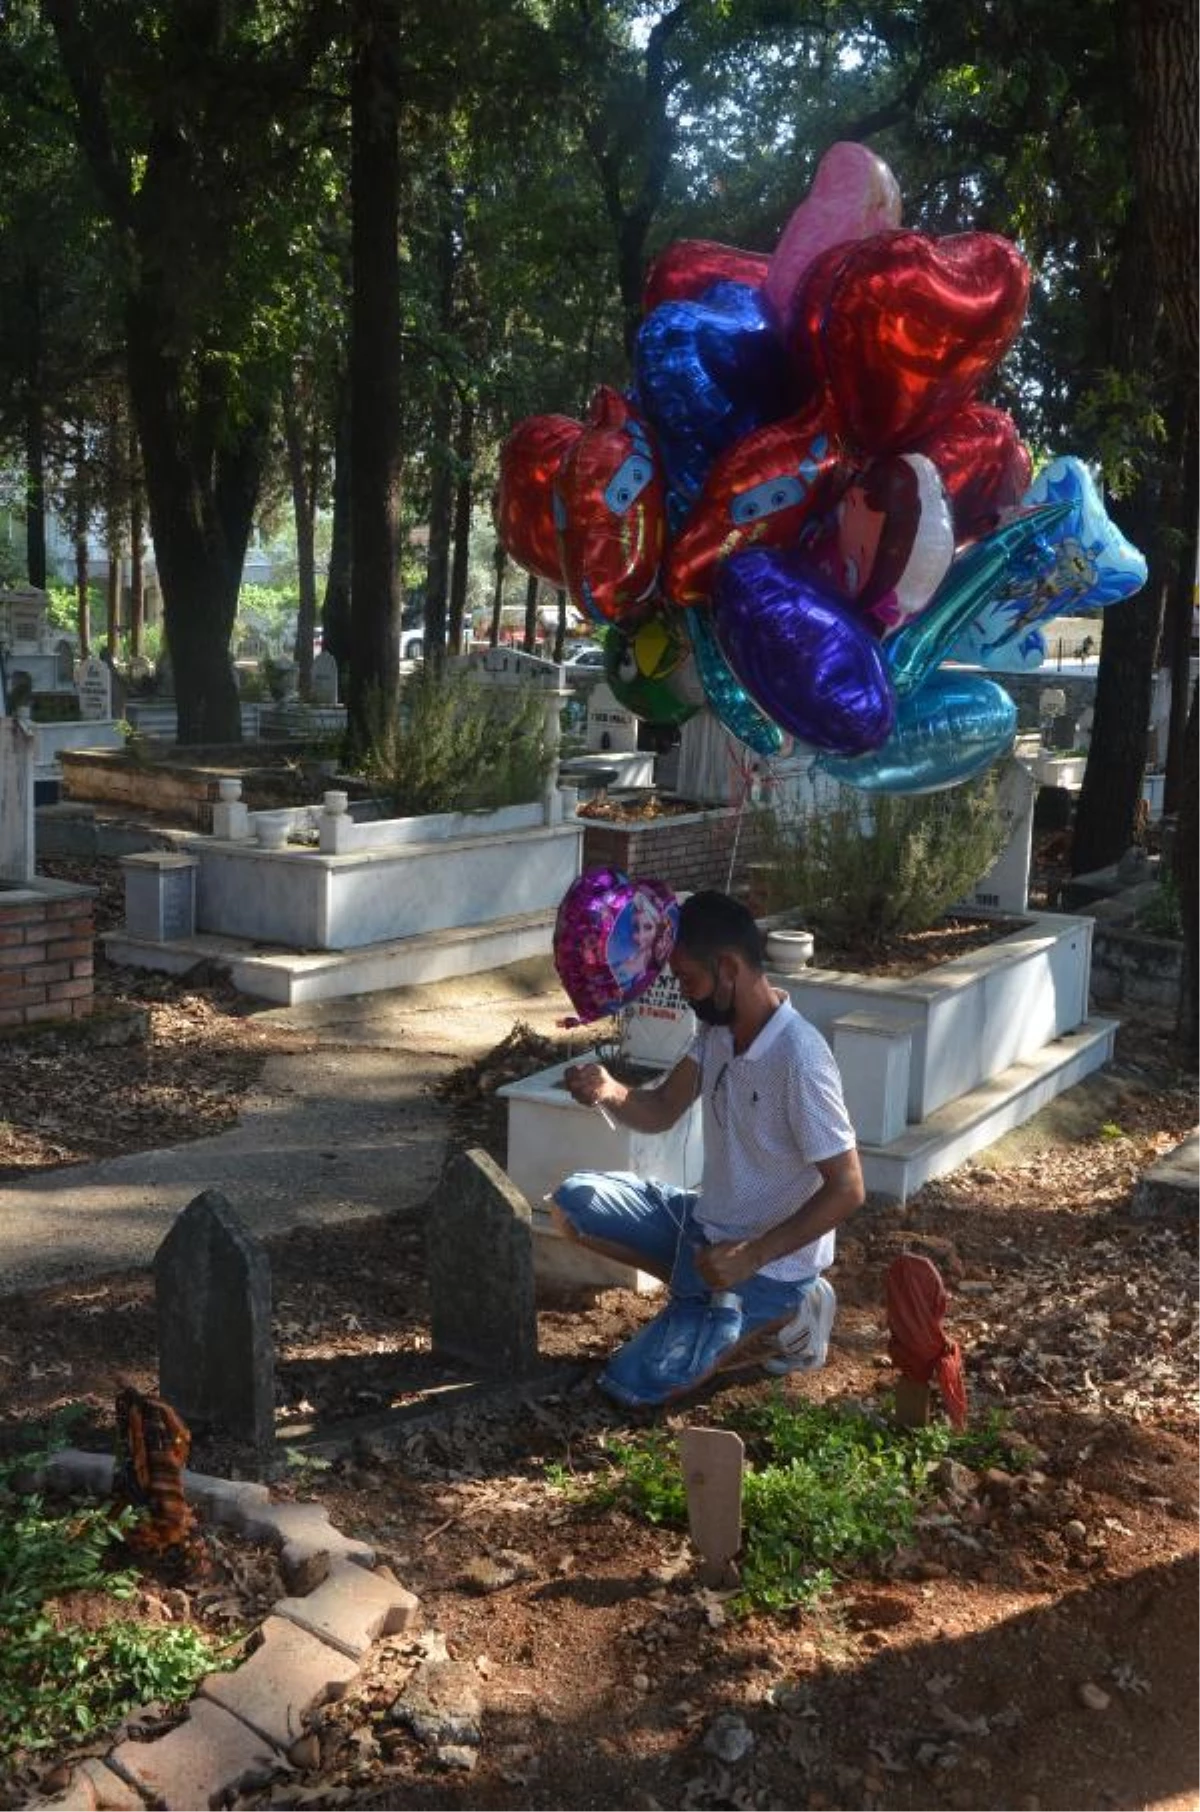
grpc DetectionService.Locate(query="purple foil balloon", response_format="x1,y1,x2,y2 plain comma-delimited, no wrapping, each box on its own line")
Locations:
553,868,679,1025
711,548,895,754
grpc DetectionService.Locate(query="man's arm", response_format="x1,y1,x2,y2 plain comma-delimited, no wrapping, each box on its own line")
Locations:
695,1148,865,1290
563,1053,700,1134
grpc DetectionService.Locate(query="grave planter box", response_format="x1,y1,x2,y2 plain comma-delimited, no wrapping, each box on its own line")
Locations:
581,804,770,895
498,1055,702,1294
188,803,583,950
776,910,1096,1124
1089,922,1184,1011
0,876,95,1030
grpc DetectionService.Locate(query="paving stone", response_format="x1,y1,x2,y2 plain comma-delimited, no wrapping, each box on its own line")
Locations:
182,1471,273,1529
239,1499,376,1569
275,1558,420,1660
199,1613,358,1749
111,1698,282,1810
43,1448,115,1498
281,1542,331,1594
71,1761,144,1810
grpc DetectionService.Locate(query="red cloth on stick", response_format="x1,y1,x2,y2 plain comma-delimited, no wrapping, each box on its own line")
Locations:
886,1254,968,1429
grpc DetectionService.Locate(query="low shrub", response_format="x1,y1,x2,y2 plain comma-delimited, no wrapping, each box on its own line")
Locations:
360,667,555,816
753,765,1014,947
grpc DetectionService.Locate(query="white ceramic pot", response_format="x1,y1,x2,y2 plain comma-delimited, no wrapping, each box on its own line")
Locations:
766,928,815,974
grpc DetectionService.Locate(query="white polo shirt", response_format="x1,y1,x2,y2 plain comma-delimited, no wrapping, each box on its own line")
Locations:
688,995,856,1283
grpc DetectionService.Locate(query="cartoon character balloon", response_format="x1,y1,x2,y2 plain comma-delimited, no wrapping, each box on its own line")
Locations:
763,140,903,334
664,405,849,608
712,548,896,754
495,413,582,584
963,457,1148,653
808,231,1031,455
806,452,955,634
603,614,702,726
553,869,679,1023
554,388,666,625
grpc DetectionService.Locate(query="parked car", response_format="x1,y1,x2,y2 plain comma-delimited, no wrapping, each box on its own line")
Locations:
563,644,606,670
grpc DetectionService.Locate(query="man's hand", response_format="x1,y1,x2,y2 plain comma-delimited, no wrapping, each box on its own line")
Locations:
695,1237,760,1291
563,1061,623,1110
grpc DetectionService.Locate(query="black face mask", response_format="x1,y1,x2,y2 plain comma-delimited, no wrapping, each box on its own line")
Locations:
687,964,736,1027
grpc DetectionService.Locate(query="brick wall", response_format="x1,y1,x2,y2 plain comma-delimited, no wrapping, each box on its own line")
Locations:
0,883,95,1030
581,806,770,897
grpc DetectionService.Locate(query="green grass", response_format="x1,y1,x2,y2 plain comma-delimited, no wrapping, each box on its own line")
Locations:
550,1396,1024,1615
0,1432,236,1761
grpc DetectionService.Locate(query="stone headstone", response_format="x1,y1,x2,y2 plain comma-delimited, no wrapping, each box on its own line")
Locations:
311,649,339,706
55,639,76,686
426,1149,538,1376
0,716,37,881
154,1190,276,1450
585,681,639,754
76,655,113,721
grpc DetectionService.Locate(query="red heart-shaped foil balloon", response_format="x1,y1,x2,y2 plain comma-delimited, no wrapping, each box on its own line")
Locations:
811,231,1031,455
664,404,850,608
495,413,583,583
643,239,771,314
906,404,1033,540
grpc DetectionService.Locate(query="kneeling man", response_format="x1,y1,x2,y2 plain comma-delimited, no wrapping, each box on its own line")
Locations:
552,890,864,1406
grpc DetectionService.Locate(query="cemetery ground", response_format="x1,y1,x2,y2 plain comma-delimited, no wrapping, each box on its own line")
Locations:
0,857,1196,1811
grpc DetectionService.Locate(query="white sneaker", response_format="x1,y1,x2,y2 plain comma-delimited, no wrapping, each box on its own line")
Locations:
764,1276,837,1376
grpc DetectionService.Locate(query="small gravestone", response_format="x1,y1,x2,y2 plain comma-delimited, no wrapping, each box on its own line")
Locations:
426,1150,538,1375
311,649,339,706
55,639,76,686
76,655,112,721
154,1190,276,1450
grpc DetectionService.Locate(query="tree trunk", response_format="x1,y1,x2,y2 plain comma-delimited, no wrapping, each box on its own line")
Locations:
72,425,90,656
1162,397,1198,814
522,571,538,653
422,192,457,671
129,426,145,661
553,588,568,662
347,0,403,753
489,543,506,648
447,397,475,656
21,264,47,589
283,373,318,696
1131,0,1200,1058
105,552,121,655
321,375,353,673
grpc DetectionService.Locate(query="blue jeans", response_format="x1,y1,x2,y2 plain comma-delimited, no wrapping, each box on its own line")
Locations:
552,1170,810,1327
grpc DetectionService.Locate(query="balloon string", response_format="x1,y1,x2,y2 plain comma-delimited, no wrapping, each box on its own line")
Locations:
723,739,758,894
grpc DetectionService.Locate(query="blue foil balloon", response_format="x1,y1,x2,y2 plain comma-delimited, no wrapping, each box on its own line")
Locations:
635,281,798,517
970,456,1148,652
711,548,895,754
684,606,786,756
885,502,1070,695
816,669,1017,794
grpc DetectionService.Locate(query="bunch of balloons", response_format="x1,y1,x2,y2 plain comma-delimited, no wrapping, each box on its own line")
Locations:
497,142,1147,795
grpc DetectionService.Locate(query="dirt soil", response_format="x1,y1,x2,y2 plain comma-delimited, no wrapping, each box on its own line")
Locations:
0,857,1196,1812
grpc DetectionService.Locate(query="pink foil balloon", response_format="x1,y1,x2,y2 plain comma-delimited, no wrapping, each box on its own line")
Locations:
819,452,956,633
643,239,771,313
764,141,902,335
553,869,679,1024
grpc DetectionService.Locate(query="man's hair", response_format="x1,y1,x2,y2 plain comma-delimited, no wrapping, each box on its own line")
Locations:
676,890,764,969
